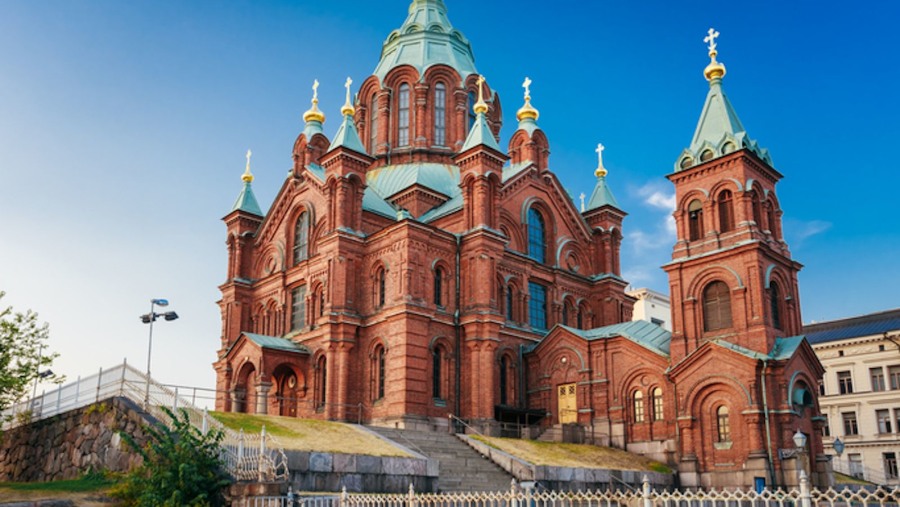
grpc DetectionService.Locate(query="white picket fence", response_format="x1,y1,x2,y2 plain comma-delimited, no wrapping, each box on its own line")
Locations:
0,360,288,483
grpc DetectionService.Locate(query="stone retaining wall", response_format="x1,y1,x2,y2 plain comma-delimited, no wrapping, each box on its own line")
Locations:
284,450,438,493
461,435,675,491
0,397,150,482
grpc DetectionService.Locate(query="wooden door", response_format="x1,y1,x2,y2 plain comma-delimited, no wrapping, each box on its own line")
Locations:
558,383,577,423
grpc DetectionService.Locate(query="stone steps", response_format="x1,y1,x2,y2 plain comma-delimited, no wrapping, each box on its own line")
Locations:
368,427,514,492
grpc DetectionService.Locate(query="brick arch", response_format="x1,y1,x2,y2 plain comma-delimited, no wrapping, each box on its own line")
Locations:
253,243,285,279
423,64,464,89
232,358,259,414
545,345,586,374
618,366,666,409
499,209,524,251
709,177,744,196
683,374,753,412
557,237,588,274
684,378,749,468
677,188,711,212
685,264,745,297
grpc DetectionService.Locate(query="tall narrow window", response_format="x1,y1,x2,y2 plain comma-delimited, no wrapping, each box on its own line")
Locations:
527,207,546,263
434,83,446,146
876,409,892,434
842,411,859,435
770,282,782,330
528,282,547,330
506,286,514,321
319,289,326,317
749,190,762,226
633,391,644,422
652,388,664,421
871,367,885,392
398,84,410,147
375,345,386,400
766,203,776,234
293,211,309,264
702,281,732,331
434,267,443,306
688,199,704,241
885,453,899,480
432,347,443,399
376,268,386,308
838,371,854,394
717,406,731,442
562,302,569,326
316,355,327,410
467,90,476,130
576,307,584,329
500,356,509,405
889,365,900,390
718,190,734,232
369,93,378,152
291,285,307,331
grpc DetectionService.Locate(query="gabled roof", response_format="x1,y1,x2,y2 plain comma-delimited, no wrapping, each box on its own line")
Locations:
804,308,900,344
560,319,671,356
328,113,368,154
243,333,310,354
231,181,263,216
373,0,477,84
367,162,459,199
585,174,619,211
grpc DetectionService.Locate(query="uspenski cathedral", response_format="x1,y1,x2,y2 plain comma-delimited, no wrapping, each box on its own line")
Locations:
213,0,830,489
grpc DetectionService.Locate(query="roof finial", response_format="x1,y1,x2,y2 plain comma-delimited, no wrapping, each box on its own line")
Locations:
516,76,539,122
703,28,727,82
595,143,607,178
303,79,326,124
579,192,586,212
341,77,355,116
242,149,254,183
473,75,488,115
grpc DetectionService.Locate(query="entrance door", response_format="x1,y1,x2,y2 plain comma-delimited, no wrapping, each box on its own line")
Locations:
558,383,577,423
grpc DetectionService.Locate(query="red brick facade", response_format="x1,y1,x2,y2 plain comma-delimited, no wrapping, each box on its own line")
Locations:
213,1,828,489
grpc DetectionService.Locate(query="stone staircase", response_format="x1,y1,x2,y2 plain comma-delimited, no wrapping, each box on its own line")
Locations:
368,427,514,492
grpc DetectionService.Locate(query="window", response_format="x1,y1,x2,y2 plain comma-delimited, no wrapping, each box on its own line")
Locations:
703,281,732,331
376,267,386,308
506,286,514,321
467,90,476,129
717,406,731,442
749,190,762,226
838,371,854,394
688,199,704,241
889,365,900,390
872,367,886,392
700,149,714,162
398,83,410,147
576,306,584,329
434,267,443,306
291,285,307,331
819,380,825,396
652,388,664,421
316,355,327,410
374,345,386,400
432,346,443,399
842,411,859,435
633,391,644,422
885,453,899,480
528,282,547,330
770,282,782,330
877,409,892,434
369,93,378,152
849,454,864,479
527,207,546,263
562,302,569,326
766,204,776,234
319,289,325,317
822,417,830,437
293,211,309,264
500,356,509,405
718,190,735,232
434,83,446,146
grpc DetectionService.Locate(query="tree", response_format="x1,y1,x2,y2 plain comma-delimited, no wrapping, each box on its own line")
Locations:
0,291,58,418
111,407,232,507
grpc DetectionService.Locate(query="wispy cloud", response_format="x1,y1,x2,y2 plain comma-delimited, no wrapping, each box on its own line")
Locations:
784,219,832,247
636,183,676,211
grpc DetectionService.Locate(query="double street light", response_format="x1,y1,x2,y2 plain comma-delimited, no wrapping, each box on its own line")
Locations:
140,298,178,407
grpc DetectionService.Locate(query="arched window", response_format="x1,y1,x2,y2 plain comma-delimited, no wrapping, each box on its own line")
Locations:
716,406,731,442
562,301,569,326
528,282,547,330
576,305,584,329
376,267,386,308
369,93,378,152
527,207,546,263
770,281,782,330
633,390,644,422
467,90,476,130
506,285,514,321
688,199,704,241
398,84,411,147
291,285,306,331
500,356,509,405
652,388,664,421
718,190,734,232
373,345,386,400
293,211,309,264
316,355,327,410
319,288,326,317
434,83,446,146
434,267,443,306
749,190,762,226
703,281,733,331
432,346,443,399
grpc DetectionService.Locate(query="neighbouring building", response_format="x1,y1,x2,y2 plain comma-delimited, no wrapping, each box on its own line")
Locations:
213,0,829,489
807,308,900,486
627,287,672,331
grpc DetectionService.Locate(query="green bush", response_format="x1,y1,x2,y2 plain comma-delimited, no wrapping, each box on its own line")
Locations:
111,407,231,507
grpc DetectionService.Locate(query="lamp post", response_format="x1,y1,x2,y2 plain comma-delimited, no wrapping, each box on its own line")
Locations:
140,298,178,407
793,430,809,483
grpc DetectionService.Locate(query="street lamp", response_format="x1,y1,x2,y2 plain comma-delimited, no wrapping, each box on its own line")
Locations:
140,298,178,407
832,437,845,457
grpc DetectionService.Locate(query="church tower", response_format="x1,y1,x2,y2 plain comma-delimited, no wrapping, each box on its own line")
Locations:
664,30,827,489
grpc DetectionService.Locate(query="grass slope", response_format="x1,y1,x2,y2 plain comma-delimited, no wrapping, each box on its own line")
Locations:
211,411,410,457
473,435,671,473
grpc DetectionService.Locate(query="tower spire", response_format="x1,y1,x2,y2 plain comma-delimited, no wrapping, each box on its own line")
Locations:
703,28,726,82
231,149,262,215
303,79,326,124
460,75,501,153
585,142,619,211
328,77,367,154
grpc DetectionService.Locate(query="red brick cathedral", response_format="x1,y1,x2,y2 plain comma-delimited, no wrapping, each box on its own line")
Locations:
214,1,829,489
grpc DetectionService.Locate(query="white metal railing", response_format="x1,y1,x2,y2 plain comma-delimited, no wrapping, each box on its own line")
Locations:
0,360,288,483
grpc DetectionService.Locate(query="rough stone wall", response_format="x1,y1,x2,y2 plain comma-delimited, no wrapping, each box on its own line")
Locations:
0,397,150,482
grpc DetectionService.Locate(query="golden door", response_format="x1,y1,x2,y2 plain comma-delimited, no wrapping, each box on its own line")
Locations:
558,383,577,423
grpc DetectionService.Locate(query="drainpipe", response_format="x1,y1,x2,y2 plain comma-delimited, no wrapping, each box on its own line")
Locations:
761,359,777,487
454,234,462,420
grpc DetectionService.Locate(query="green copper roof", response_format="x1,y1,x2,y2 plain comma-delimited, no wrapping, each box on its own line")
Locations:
231,181,263,216
244,333,310,353
460,111,501,153
676,78,772,171
362,186,400,219
328,113,368,155
367,162,460,199
585,174,619,211
561,319,671,356
303,118,325,139
373,0,477,84
712,335,805,361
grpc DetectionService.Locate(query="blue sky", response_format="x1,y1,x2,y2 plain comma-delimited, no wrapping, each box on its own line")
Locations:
2,1,898,396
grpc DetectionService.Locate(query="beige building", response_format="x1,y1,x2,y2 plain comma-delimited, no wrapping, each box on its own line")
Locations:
626,287,672,331
807,308,900,486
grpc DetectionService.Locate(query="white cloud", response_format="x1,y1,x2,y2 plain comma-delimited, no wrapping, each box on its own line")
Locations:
636,182,676,211
795,220,832,241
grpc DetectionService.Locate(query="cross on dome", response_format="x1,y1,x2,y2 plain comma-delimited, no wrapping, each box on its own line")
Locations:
523,77,532,99
702,28,726,81
312,79,319,100
303,79,325,124
242,149,254,183
704,28,720,52
341,76,355,116
595,143,607,178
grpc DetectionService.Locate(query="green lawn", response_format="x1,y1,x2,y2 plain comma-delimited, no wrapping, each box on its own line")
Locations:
0,472,114,492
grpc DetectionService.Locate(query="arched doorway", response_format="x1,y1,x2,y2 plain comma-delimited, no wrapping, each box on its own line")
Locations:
234,362,257,413
273,364,302,417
